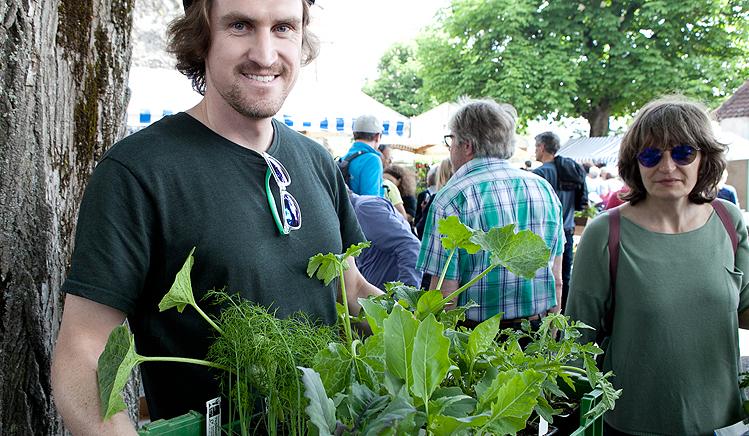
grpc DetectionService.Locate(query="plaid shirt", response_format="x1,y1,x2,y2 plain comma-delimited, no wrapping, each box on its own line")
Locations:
416,157,565,322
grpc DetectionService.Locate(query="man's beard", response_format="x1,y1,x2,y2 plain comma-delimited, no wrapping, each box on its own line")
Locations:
222,82,288,119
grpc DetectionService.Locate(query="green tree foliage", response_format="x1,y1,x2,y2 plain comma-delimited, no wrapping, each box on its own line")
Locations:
363,43,436,117
417,0,749,136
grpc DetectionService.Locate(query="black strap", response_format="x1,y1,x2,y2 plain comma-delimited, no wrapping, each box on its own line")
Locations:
344,150,369,163
605,201,738,335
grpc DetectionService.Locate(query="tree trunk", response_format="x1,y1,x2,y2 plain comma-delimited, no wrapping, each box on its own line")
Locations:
585,102,611,137
0,1,135,434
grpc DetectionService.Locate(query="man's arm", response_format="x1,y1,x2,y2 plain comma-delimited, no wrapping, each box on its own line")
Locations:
550,255,563,314
51,294,137,435
343,257,384,315
431,276,459,309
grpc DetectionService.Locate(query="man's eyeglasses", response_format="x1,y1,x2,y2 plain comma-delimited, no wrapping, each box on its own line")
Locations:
262,152,301,235
637,144,700,168
444,134,455,148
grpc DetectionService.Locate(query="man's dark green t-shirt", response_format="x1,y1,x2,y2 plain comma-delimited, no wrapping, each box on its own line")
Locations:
62,113,364,420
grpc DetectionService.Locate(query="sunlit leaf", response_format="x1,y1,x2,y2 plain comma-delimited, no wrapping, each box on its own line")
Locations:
467,313,502,361
438,216,482,253
97,325,143,419
478,369,546,434
383,305,419,386
343,242,371,259
411,314,450,403
307,253,342,286
414,289,446,320
158,247,197,312
470,225,550,279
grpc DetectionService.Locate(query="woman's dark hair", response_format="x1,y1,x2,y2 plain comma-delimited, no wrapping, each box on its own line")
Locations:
384,165,416,197
618,95,727,205
167,0,320,95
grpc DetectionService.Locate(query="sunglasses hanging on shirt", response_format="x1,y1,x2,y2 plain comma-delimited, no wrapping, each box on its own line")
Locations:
262,152,302,236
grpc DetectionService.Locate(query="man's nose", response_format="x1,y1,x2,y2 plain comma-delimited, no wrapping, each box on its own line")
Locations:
248,31,278,68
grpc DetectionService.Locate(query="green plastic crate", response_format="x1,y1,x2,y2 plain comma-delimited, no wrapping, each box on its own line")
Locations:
138,410,205,436
569,388,605,436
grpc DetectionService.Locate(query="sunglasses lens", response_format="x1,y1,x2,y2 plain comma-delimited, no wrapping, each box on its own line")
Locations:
637,147,662,168
671,144,698,165
282,192,301,229
264,155,291,185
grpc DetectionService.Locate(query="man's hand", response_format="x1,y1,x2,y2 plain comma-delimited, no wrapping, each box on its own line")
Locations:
51,295,137,435
342,257,384,316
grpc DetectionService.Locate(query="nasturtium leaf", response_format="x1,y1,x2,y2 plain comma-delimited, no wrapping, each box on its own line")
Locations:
97,325,144,419
298,367,337,436
479,369,546,435
342,242,371,259
410,314,450,403
158,247,197,312
307,253,341,286
414,289,446,320
438,216,481,253
467,313,502,361
470,225,550,279
383,305,419,386
358,297,388,334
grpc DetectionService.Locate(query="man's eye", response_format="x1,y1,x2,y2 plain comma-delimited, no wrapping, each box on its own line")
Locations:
275,24,291,33
231,22,246,31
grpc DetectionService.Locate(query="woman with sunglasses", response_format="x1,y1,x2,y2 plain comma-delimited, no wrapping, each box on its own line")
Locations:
566,96,749,435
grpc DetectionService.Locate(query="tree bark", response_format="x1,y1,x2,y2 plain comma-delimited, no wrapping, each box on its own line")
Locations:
0,1,135,434
585,102,611,137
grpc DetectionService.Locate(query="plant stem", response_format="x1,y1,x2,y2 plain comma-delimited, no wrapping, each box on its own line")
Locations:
435,249,456,291
561,365,587,377
141,356,231,372
192,302,225,336
441,264,497,306
338,264,354,349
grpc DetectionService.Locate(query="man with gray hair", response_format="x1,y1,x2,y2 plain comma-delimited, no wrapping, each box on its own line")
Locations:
417,98,565,329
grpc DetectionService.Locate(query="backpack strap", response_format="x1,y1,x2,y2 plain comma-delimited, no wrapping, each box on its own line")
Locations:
711,200,738,254
344,150,369,163
605,207,621,335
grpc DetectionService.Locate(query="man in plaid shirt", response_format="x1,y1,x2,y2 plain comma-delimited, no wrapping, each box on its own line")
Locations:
416,98,565,327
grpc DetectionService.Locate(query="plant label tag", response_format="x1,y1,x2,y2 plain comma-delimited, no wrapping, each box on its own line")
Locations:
537,416,548,435
206,397,221,436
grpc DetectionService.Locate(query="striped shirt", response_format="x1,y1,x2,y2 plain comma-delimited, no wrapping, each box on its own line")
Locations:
416,157,565,322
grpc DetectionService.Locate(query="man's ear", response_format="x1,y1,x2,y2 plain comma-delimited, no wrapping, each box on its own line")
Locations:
465,141,475,159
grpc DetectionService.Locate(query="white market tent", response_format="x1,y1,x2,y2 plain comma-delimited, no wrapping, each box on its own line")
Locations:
557,136,623,165
126,67,411,142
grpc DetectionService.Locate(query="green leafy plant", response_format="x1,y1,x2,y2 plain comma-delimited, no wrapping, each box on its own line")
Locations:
300,216,621,435
574,204,598,220
97,249,336,435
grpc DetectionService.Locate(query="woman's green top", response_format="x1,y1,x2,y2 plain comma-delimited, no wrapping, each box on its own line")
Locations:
567,201,749,435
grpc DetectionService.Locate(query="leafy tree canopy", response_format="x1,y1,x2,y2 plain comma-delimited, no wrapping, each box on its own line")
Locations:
415,0,749,136
363,43,437,117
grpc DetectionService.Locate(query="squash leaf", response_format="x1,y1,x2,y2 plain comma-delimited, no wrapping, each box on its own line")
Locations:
343,242,371,259
438,216,482,253
97,325,144,419
470,225,551,279
298,367,337,436
158,247,196,312
410,314,450,404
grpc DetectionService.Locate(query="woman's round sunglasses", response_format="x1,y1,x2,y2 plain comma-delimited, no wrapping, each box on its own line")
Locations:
637,144,700,168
